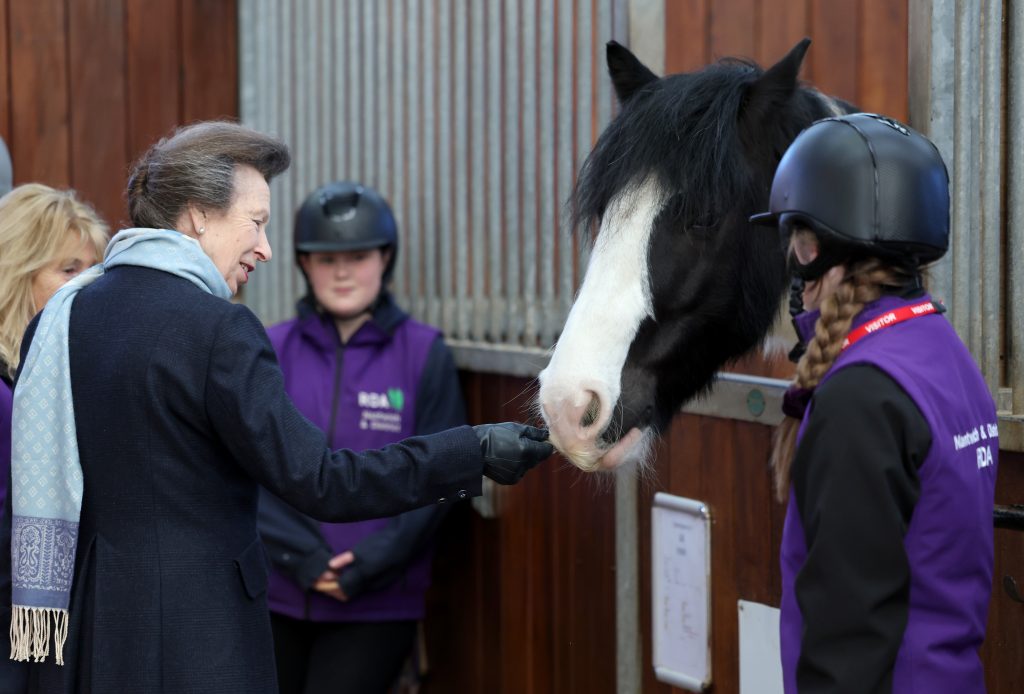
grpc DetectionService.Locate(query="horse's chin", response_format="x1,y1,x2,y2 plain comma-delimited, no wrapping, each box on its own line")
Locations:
556,427,651,472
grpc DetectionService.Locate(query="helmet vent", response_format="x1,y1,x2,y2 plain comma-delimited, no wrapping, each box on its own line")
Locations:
321,188,362,222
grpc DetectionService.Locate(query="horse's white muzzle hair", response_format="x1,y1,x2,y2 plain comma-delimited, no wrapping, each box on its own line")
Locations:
538,177,666,470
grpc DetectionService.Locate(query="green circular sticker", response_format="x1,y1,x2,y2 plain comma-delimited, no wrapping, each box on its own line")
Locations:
747,388,766,417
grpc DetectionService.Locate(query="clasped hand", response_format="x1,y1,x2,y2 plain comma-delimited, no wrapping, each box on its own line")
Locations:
313,550,354,602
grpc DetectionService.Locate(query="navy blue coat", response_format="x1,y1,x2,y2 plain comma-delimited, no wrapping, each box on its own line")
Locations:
0,266,482,693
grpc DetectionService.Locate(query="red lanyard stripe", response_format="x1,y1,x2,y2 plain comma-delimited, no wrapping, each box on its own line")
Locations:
841,301,938,351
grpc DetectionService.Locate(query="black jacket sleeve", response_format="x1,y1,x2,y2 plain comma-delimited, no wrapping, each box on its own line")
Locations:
792,364,932,694
257,488,334,589
206,304,482,522
340,336,468,599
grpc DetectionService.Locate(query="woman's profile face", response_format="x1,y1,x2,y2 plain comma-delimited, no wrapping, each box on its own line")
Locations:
31,231,99,312
300,248,389,320
198,165,272,295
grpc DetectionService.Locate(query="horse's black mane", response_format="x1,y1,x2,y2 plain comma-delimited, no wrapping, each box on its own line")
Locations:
572,58,829,233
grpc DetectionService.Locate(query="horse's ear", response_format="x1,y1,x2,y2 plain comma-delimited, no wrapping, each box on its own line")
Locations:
606,40,659,103
741,38,811,121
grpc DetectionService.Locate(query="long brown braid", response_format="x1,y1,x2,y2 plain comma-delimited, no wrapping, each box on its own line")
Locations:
770,258,916,502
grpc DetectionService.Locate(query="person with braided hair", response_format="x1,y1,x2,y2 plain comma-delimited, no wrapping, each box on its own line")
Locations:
752,113,997,693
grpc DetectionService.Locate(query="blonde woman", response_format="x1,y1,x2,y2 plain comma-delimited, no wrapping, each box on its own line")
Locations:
0,184,108,509
752,114,995,693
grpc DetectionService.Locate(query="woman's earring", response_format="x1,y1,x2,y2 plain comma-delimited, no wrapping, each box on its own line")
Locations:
198,226,205,235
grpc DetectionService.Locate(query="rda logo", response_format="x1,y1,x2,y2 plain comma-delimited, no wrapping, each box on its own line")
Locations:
977,445,994,470
358,388,405,411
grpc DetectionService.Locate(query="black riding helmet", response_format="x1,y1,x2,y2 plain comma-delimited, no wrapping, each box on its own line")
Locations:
294,181,399,281
750,113,950,281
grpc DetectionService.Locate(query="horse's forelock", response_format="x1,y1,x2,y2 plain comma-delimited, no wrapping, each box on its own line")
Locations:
571,60,780,236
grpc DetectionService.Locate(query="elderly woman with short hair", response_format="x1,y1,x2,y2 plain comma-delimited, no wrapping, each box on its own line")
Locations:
0,121,550,693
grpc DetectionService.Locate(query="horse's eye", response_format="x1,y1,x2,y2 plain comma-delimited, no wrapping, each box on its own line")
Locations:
689,215,720,232
669,195,719,233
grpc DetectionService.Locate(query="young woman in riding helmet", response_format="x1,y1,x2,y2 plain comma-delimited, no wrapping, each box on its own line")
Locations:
258,182,467,694
752,113,997,694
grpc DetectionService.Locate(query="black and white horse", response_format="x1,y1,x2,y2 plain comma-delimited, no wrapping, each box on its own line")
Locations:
538,39,852,471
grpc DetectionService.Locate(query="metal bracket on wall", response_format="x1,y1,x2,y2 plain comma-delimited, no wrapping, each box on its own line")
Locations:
974,506,1024,603
451,341,792,427
681,372,788,426
994,505,1024,531
975,508,1024,603
1003,575,1024,604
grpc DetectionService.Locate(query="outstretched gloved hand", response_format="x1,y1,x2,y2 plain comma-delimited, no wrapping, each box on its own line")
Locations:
474,422,554,485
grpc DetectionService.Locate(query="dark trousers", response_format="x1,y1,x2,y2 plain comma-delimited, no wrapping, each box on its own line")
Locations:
270,612,417,694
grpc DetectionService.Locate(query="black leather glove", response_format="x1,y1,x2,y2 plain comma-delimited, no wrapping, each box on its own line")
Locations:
474,422,554,485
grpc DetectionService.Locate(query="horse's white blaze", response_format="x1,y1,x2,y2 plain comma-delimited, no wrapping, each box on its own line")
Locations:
539,177,667,470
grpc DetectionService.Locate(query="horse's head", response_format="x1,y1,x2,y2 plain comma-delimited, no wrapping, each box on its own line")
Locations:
538,39,849,471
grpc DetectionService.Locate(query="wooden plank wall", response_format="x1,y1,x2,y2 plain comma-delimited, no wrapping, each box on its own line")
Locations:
989,451,1024,693
665,0,908,121
424,372,618,693
0,0,238,231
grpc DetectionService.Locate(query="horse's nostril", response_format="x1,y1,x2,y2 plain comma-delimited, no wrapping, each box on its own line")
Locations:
580,392,601,429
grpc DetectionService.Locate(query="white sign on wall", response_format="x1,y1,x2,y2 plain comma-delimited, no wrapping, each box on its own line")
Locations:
651,492,712,691
738,600,784,694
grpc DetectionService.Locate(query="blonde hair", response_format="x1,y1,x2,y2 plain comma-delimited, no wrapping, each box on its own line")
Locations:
0,184,108,377
770,259,915,502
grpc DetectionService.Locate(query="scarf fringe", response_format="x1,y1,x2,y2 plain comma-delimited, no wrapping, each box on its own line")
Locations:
10,606,68,665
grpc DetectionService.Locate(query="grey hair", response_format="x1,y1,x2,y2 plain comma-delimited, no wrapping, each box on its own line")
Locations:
126,121,291,230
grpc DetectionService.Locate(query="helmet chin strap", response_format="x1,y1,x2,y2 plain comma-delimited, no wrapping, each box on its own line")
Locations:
787,277,808,363
785,243,849,364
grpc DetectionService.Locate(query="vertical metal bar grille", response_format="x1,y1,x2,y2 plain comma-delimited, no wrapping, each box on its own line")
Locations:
911,0,1004,396
469,1,486,340
1009,0,1024,415
486,1,503,343
239,0,622,364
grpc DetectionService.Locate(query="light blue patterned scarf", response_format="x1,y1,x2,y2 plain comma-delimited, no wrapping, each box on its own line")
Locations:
10,228,230,664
